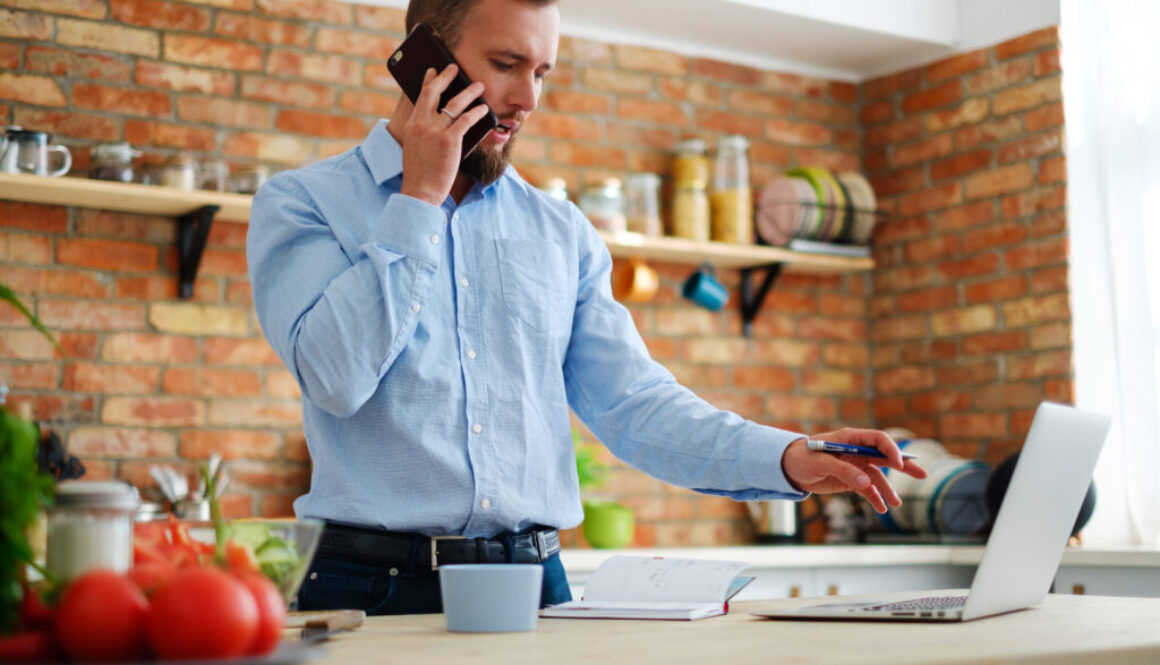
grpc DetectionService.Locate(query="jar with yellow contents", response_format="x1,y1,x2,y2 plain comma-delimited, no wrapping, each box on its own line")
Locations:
710,135,753,245
670,138,710,241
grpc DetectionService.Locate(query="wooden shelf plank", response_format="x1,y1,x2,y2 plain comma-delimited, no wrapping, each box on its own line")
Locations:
0,172,251,223
0,172,872,274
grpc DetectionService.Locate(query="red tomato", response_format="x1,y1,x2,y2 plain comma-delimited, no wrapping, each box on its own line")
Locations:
133,541,168,568
148,567,259,661
127,561,175,597
0,629,58,663
18,587,54,631
236,572,286,656
54,569,150,663
133,521,169,548
225,540,260,574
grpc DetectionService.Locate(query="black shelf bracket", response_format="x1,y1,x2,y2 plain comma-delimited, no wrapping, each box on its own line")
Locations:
739,262,784,337
175,204,219,299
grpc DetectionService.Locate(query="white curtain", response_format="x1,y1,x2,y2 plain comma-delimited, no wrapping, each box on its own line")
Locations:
1063,0,1160,546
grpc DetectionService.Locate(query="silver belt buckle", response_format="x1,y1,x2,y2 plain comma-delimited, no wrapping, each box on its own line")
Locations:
430,535,466,570
534,529,560,560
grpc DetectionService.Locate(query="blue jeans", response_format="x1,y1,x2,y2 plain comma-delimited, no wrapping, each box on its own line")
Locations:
297,550,572,615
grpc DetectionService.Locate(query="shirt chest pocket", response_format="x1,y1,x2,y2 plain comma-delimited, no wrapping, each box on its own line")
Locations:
494,239,570,334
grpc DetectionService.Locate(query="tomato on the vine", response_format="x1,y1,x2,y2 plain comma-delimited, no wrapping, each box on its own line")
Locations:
54,569,150,663
236,571,286,656
147,566,259,661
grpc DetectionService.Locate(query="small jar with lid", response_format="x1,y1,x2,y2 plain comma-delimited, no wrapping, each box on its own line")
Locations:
671,139,710,241
624,173,662,237
47,481,140,582
579,178,627,233
89,142,140,183
710,135,753,244
160,153,197,191
231,164,270,195
198,160,230,192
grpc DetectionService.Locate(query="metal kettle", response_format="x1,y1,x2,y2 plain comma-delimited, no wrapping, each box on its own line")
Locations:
1,126,72,176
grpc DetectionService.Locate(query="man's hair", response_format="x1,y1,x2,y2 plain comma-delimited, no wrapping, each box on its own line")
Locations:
405,0,556,50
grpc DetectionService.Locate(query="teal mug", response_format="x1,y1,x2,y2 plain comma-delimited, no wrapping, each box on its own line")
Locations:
682,263,729,311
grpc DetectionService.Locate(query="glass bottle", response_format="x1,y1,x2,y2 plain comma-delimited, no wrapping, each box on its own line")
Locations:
198,159,230,192
671,139,710,241
710,135,753,244
47,481,139,582
89,142,140,183
579,178,626,233
624,173,662,237
160,153,196,191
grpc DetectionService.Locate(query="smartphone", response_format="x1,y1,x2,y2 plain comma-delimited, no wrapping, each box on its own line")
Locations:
387,23,498,161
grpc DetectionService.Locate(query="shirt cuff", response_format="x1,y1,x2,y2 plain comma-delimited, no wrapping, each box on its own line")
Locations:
696,426,810,501
371,193,447,267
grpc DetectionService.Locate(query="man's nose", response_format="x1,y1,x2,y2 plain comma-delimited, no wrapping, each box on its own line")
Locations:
508,71,539,113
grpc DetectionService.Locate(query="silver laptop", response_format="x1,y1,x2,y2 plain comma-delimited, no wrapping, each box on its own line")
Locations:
756,402,1111,622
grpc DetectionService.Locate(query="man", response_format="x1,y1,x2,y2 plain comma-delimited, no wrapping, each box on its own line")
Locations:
247,0,925,615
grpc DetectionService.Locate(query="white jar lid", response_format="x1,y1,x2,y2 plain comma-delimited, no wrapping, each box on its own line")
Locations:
54,481,140,511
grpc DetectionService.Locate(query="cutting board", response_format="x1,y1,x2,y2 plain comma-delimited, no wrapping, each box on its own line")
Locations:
285,609,366,632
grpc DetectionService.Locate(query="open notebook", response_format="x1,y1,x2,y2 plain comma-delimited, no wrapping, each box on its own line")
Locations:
755,402,1111,623
542,556,753,620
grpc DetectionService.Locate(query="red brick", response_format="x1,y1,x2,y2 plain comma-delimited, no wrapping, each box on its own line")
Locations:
965,275,1028,304
930,201,997,233
122,120,218,150
162,368,263,397
936,254,1002,280
283,431,309,461
696,109,764,137
0,43,17,69
548,142,624,169
64,363,159,394
0,329,58,361
13,109,120,142
209,400,302,427
68,427,177,459
267,49,362,85
1033,48,1061,77
955,116,1024,150
961,222,1029,253
315,27,398,59
869,168,925,198
751,340,819,366
74,209,171,242
901,80,962,113
214,12,311,46
542,90,610,115
799,317,865,343
39,301,146,331
926,49,988,82
614,45,686,75
254,0,351,23
607,123,677,150
110,0,210,30
791,147,858,172
258,493,298,518
940,412,1007,438
134,61,234,95
898,286,959,313
55,236,158,273
899,183,963,216
964,163,1033,200
176,96,269,128
868,315,929,344
0,73,66,107
993,79,1062,116
691,58,760,85
764,118,831,146
930,148,992,180
522,113,602,141
2,233,52,264
733,367,797,392
103,333,198,363
0,203,67,234
873,265,933,293
56,17,158,57
1038,156,1066,185
796,98,855,125
1001,186,1066,219
72,83,171,116
204,338,281,366
727,90,794,116
873,397,908,421
1045,380,1074,404
241,74,335,108
1005,236,1068,271
830,81,858,104
0,8,53,39
353,4,404,32
865,117,922,149
803,370,863,397
995,27,1058,60
819,295,866,318
965,59,1032,94
931,305,996,336
658,78,721,107
1,362,57,390
559,36,613,64
274,110,367,139
25,46,132,82
338,89,398,116
1001,293,1070,326
1009,350,1071,380
581,69,651,95
862,67,922,101
1030,266,1069,294
222,131,314,163
115,275,219,302
1030,210,1066,238
166,35,263,71
219,494,255,519
764,395,837,422
925,98,990,133
874,366,936,394
102,397,206,427
998,131,1062,164
179,430,280,459
1030,321,1070,350
207,220,249,249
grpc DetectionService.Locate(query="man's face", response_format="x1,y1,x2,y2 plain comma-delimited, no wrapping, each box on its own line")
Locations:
451,0,559,184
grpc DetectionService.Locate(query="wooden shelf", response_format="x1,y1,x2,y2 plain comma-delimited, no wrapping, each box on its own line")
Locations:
598,231,873,274
0,172,251,223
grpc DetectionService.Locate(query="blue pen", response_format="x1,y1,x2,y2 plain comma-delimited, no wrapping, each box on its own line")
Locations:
806,439,917,461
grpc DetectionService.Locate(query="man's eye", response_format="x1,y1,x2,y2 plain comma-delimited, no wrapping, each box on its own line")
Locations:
493,60,513,71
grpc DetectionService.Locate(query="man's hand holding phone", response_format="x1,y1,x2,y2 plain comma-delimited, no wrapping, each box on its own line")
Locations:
397,64,492,206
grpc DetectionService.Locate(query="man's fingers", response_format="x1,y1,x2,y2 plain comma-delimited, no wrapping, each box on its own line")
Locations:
444,81,485,119
415,64,458,114
865,465,901,507
451,102,492,132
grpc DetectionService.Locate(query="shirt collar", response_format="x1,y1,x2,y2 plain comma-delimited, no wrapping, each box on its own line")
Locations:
362,119,513,195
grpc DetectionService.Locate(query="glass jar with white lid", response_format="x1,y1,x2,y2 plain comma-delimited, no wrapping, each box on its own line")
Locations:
47,481,140,582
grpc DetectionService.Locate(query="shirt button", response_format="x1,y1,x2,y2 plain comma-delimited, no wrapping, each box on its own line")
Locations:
412,303,421,313
472,424,482,434
480,498,491,510
460,278,469,288
430,234,439,245
467,349,476,359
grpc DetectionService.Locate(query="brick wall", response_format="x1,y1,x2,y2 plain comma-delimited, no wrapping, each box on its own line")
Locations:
863,27,1068,466
0,2,1068,546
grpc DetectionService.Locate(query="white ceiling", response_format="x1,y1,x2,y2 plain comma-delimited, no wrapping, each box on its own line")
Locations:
347,0,1059,81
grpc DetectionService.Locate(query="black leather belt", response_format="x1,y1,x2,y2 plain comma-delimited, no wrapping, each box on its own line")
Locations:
317,522,561,571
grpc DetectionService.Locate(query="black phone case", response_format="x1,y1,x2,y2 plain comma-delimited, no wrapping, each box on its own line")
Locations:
387,23,499,161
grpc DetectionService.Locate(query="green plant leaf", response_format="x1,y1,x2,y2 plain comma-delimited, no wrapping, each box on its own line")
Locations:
0,406,54,635
0,284,61,355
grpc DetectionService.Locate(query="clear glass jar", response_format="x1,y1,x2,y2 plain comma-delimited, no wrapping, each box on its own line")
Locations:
160,153,196,191
198,159,230,192
710,135,753,244
671,139,711,241
47,481,139,582
579,178,626,233
231,164,270,195
624,173,662,237
89,142,139,183
672,138,709,190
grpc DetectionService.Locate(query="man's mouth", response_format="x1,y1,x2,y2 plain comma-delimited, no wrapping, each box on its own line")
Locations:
492,119,518,138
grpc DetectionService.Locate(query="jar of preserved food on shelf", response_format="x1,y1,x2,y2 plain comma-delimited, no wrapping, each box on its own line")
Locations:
624,173,662,237
231,164,270,195
710,134,753,244
673,138,709,189
47,481,139,582
671,139,710,241
198,159,229,192
579,178,626,233
88,142,140,183
160,153,196,191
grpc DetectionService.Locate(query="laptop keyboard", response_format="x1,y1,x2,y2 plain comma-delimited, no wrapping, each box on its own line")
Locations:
861,595,967,612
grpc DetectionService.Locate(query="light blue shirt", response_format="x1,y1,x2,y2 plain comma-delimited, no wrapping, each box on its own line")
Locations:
247,121,806,538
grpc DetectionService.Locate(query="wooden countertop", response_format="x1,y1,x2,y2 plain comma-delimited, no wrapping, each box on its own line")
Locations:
305,594,1160,665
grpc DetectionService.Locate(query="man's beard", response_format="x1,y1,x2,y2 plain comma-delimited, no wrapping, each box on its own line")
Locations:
459,133,515,186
